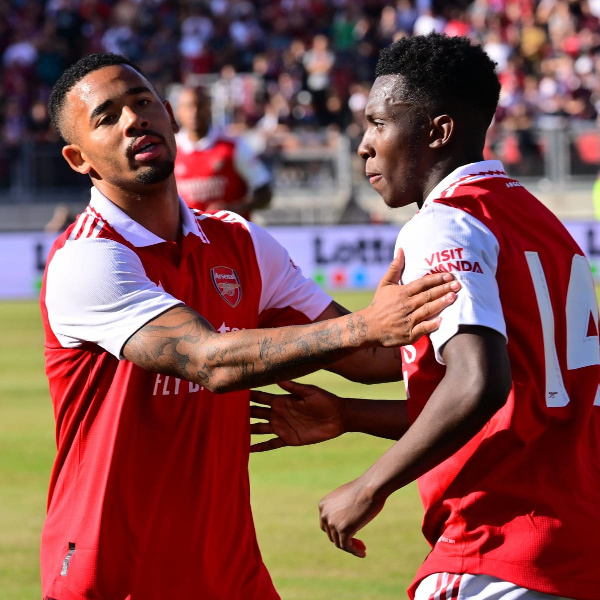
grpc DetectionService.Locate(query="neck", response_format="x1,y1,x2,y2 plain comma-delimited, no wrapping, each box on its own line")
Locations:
93,177,182,242
186,127,209,143
420,152,484,207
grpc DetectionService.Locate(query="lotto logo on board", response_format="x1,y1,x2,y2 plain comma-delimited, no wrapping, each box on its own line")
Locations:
211,266,242,307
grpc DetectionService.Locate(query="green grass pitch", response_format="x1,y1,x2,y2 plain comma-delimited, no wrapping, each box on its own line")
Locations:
3,286,599,599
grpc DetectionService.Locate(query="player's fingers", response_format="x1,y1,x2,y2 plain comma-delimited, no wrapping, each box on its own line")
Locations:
403,272,459,299
410,289,459,321
331,528,342,550
418,279,461,305
399,283,459,323
250,422,273,435
409,287,458,324
377,256,403,288
320,517,336,545
319,510,329,534
250,405,271,421
250,437,287,453
250,390,274,406
339,531,354,554
408,317,443,340
395,247,405,274
320,520,334,543
277,380,316,396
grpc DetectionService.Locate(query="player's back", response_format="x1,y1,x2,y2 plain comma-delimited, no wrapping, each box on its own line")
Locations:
410,170,600,600
441,176,599,431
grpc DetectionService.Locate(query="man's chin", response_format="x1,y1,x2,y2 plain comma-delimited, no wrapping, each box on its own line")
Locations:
134,161,175,185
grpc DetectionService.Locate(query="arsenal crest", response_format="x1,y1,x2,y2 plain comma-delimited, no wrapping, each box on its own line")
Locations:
211,266,242,307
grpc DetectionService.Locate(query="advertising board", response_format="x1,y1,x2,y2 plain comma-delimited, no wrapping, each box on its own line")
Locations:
1,223,599,300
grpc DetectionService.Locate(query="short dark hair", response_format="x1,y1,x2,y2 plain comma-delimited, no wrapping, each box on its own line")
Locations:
48,53,147,142
375,33,501,126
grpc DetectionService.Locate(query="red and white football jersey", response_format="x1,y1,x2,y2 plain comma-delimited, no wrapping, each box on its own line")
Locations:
395,161,600,600
40,188,331,600
174,129,271,219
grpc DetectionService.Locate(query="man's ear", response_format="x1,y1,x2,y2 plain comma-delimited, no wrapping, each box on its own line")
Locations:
429,115,454,149
62,144,92,174
163,100,180,134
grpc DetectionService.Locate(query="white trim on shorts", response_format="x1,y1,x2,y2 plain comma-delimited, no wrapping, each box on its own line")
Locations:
414,573,575,600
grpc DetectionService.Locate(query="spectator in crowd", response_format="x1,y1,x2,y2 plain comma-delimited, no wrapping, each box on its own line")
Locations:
174,84,272,220
3,0,600,187
303,34,336,126
44,202,76,233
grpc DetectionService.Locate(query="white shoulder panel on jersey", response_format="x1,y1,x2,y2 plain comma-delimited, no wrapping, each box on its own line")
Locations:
247,221,332,319
396,202,507,364
198,209,251,229
233,137,272,190
45,238,182,358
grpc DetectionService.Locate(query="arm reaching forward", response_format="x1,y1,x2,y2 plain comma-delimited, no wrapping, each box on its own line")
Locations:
317,326,511,557
250,381,410,453
122,258,460,393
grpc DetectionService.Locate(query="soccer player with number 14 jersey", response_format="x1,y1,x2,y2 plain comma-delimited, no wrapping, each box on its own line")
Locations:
251,34,600,600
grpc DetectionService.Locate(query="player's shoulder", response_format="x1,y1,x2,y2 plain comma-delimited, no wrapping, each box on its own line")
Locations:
398,195,500,253
190,208,286,253
190,208,254,240
48,206,124,256
425,172,533,229
191,208,248,225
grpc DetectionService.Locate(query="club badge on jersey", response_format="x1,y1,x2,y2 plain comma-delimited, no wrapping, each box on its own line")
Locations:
211,266,242,307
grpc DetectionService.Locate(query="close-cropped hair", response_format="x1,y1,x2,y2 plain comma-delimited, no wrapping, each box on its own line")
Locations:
375,33,501,125
48,52,147,142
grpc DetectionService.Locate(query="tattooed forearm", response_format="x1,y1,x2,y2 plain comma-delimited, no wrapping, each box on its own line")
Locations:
123,304,377,393
347,313,368,346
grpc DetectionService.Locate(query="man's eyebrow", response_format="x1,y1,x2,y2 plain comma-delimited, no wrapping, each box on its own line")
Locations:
89,86,152,122
365,109,384,121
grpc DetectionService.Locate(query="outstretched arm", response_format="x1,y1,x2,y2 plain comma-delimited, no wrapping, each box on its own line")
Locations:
250,381,409,453
317,326,512,557
122,257,459,393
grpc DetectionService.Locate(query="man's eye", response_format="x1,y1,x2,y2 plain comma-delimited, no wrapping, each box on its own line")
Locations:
137,98,150,107
98,115,117,126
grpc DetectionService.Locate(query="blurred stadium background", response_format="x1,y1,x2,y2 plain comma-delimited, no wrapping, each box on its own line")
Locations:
2,0,600,229
2,0,600,598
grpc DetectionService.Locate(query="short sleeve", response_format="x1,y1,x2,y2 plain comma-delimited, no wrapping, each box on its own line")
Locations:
45,238,182,358
232,138,271,190
396,202,507,364
246,221,332,319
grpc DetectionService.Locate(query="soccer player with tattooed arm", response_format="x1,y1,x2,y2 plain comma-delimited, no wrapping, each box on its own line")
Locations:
39,52,460,600
252,34,600,600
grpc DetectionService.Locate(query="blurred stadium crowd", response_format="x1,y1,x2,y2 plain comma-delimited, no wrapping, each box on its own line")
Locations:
2,0,600,186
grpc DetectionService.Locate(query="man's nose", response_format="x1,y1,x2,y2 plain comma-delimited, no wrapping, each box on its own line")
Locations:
357,134,374,160
123,106,149,132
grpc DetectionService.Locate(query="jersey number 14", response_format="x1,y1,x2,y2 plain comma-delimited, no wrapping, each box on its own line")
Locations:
526,252,600,407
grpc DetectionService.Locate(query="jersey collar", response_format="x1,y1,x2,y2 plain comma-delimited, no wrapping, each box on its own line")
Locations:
175,127,221,153
89,186,205,247
422,160,506,209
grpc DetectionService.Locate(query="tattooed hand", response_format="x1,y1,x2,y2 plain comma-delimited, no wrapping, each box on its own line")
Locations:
356,249,460,348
